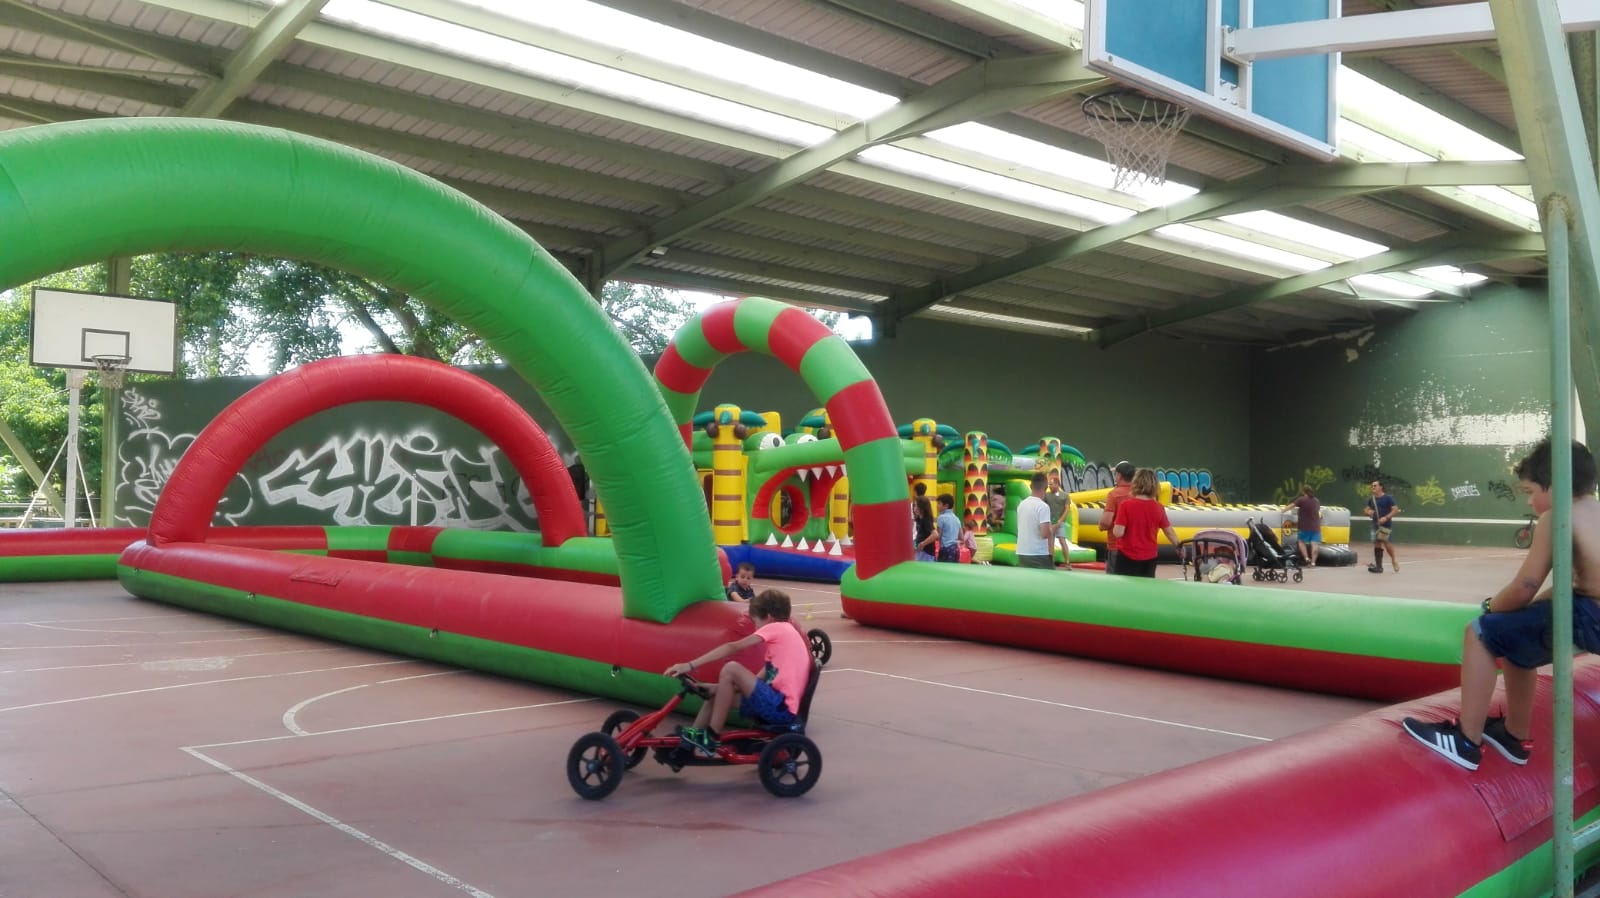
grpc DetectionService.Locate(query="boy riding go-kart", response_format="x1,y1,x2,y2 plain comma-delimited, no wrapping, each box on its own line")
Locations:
567,589,827,799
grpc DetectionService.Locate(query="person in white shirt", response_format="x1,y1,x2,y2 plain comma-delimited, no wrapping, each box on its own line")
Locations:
1014,473,1054,569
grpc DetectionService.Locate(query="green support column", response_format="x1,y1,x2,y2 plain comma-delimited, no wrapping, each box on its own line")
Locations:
1490,3,1600,893
1546,204,1578,897
1489,0,1600,440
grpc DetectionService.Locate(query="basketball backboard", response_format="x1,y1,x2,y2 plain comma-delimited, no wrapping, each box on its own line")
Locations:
1085,0,1339,160
30,288,178,375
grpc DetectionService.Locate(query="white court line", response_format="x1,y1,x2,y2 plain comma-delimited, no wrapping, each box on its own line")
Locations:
181,747,497,898
282,671,469,734
201,696,598,748
22,622,265,634
3,647,341,675
283,684,369,736
0,660,417,714
829,668,1270,742
0,634,289,651
0,615,174,625
1403,552,1525,565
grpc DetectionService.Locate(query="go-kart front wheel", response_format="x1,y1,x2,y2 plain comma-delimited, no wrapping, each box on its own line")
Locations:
758,734,822,798
603,709,649,769
567,732,625,800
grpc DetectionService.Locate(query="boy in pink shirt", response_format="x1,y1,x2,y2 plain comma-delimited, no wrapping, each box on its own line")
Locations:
665,589,812,756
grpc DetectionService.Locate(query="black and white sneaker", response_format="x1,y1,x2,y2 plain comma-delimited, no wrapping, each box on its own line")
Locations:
1481,716,1532,765
1402,717,1481,771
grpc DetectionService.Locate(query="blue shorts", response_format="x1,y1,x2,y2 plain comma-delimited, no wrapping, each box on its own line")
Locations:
1298,530,1321,544
740,678,797,725
1475,595,1600,669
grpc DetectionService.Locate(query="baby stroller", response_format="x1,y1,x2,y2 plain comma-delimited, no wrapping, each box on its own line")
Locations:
1246,517,1303,583
1180,529,1248,585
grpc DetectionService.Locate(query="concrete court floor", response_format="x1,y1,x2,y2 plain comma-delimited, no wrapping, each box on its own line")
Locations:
0,543,1524,898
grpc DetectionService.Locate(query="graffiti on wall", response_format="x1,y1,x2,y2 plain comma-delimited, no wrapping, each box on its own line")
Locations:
115,388,545,530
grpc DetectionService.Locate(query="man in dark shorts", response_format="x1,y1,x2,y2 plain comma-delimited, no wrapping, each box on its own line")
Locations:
1403,438,1600,770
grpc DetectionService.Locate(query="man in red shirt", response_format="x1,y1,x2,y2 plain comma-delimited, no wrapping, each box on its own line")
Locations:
1099,460,1136,574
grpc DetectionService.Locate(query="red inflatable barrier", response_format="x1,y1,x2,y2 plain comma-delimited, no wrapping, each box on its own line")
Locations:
736,659,1600,898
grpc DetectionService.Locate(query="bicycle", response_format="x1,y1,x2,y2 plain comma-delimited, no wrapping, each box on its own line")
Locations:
1513,513,1537,549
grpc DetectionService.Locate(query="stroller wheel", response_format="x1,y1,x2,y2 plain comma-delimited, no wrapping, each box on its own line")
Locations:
1292,569,1304,583
1252,570,1263,581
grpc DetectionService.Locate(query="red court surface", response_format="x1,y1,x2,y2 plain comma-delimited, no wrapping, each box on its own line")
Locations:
0,545,1517,897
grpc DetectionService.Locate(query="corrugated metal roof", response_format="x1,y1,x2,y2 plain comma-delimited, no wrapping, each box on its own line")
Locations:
0,0,1546,345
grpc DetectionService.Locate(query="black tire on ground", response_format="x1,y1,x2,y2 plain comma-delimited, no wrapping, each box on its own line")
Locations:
758,734,822,798
567,732,625,800
1315,544,1357,566
602,709,649,769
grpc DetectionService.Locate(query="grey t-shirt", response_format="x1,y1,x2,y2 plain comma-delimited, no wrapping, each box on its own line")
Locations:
1044,488,1070,523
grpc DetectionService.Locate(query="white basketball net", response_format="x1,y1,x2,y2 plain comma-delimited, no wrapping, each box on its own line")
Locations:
1082,91,1192,192
92,354,130,390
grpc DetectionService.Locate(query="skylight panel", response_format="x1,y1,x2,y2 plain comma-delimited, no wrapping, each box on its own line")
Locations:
860,145,1135,224
1456,185,1540,222
1411,265,1489,288
461,0,898,119
1347,275,1436,299
1156,224,1330,272
1222,211,1387,258
931,304,1093,334
1339,68,1521,162
1010,0,1088,30
928,122,1198,205
320,0,829,145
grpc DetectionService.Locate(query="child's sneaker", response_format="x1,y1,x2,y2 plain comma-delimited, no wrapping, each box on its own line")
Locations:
1482,716,1532,765
1402,717,1481,771
678,726,718,758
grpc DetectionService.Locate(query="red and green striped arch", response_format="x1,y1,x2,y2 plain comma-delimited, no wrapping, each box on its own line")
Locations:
654,298,911,578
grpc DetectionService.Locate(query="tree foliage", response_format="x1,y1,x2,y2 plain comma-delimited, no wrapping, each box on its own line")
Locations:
1,251,852,505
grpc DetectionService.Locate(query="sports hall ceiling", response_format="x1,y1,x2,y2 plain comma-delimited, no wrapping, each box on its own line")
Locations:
0,0,1548,346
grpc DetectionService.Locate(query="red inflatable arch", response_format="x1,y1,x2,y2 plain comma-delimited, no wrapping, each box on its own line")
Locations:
147,355,584,546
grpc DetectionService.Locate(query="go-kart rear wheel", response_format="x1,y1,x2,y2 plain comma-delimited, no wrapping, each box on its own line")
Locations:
603,709,648,769
567,732,625,800
758,734,822,798
807,628,832,667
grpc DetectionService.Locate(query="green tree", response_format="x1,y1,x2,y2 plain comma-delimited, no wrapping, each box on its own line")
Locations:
0,263,106,504
599,281,699,356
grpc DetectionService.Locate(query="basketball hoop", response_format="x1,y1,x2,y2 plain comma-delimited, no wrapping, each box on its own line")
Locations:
91,354,131,390
1081,87,1192,192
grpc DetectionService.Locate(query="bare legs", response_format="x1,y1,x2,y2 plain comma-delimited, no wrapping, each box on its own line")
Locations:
691,661,757,732
1457,623,1532,744
1381,539,1399,570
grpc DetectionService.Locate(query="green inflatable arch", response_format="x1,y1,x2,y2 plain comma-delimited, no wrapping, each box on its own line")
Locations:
0,118,720,622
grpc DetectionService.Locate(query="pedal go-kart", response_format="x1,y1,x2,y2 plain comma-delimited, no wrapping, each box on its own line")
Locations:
566,628,829,800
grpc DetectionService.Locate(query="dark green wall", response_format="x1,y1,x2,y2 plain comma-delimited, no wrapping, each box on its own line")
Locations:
126,294,1560,544
694,315,1255,495
124,316,1255,527
1249,283,1554,546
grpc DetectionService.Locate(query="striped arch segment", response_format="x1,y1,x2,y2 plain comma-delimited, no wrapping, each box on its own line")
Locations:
147,355,585,547
654,298,911,578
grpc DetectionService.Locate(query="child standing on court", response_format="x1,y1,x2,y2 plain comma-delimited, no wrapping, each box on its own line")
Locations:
1403,438,1600,770
666,589,811,757
725,561,756,601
